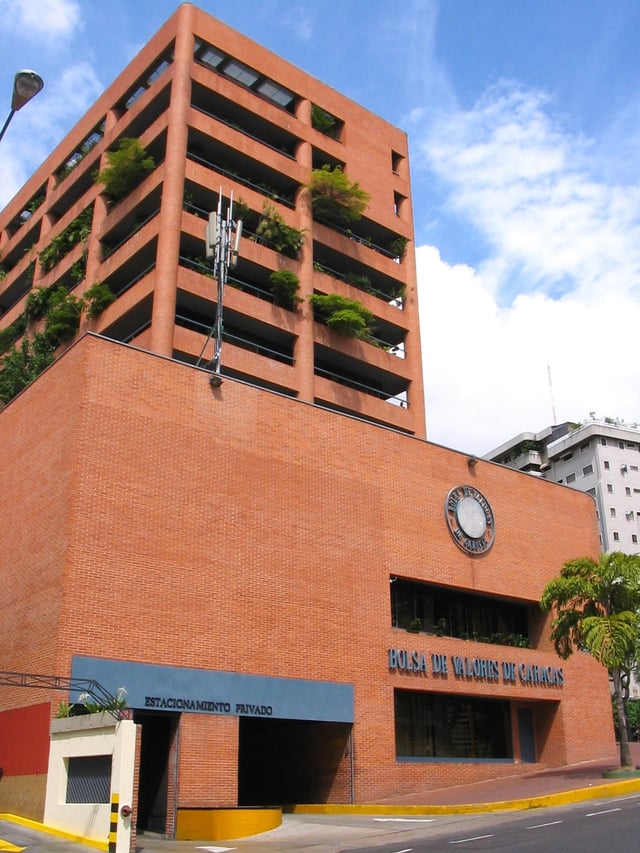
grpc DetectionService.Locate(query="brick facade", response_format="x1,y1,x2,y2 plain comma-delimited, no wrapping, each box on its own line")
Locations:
0,2,616,826
0,335,616,812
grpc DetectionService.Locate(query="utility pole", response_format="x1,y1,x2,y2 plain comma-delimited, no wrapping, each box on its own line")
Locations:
196,189,242,385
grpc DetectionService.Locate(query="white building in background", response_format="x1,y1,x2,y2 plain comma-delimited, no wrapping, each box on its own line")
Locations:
486,417,640,555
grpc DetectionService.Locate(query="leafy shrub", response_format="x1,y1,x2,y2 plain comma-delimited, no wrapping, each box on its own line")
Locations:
39,207,93,273
308,165,370,228
267,269,301,310
94,138,154,201
255,203,304,258
309,292,375,339
83,281,115,319
44,287,82,344
0,333,55,405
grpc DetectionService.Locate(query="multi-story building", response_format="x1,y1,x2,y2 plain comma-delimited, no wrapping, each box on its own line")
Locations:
486,418,640,554
0,1,423,436
0,3,616,843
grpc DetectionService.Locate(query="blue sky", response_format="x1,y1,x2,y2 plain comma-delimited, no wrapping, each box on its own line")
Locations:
1,0,640,454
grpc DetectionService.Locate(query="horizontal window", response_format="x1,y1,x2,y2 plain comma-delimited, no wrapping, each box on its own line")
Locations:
390,577,530,648
394,689,513,760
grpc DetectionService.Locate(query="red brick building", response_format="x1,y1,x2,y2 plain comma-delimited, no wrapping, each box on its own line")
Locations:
0,2,615,834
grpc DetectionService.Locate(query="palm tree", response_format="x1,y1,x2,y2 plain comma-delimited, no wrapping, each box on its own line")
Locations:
540,552,640,768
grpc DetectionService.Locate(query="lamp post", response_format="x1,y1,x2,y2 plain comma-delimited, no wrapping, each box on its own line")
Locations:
0,70,44,143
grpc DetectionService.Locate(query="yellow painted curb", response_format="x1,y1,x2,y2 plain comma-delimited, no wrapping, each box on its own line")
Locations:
0,839,25,852
176,807,282,840
0,814,107,850
289,777,640,816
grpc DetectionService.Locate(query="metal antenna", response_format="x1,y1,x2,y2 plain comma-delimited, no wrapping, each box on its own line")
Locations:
196,188,243,385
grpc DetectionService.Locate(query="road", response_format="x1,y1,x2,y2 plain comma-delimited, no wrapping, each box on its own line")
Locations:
341,793,640,852
3,795,640,853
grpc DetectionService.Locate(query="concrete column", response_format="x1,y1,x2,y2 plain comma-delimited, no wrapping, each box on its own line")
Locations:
149,4,195,356
293,98,315,403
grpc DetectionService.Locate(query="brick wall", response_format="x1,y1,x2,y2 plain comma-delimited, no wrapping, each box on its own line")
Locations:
0,334,614,803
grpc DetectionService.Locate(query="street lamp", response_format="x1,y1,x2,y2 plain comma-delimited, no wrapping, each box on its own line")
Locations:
0,70,44,143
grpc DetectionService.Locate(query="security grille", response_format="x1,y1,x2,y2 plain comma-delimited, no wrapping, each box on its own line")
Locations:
66,755,111,803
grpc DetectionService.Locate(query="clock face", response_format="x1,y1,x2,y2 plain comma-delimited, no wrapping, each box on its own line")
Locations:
445,485,495,554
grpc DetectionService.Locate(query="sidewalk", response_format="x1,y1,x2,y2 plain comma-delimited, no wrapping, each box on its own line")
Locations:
391,742,640,807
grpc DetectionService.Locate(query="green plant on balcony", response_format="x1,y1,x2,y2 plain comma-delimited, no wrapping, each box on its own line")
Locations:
83,281,115,319
267,269,301,311
0,280,115,406
0,332,55,405
344,271,374,294
38,207,92,274
309,292,375,340
25,285,54,322
388,235,408,260
94,137,154,202
311,105,339,138
0,316,27,356
307,165,370,228
43,286,83,344
255,203,304,259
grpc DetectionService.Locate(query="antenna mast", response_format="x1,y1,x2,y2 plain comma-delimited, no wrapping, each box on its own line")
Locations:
196,188,243,385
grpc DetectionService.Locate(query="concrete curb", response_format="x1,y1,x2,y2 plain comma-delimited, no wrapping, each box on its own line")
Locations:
0,814,106,850
289,776,640,816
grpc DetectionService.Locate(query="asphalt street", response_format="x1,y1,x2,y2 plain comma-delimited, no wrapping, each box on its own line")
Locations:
5,795,640,853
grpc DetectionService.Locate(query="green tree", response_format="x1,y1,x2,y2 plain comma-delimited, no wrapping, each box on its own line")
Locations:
540,552,640,767
307,165,370,228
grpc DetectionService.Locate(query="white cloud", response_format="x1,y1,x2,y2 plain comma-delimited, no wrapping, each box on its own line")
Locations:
418,244,640,456
420,81,640,305
0,0,82,39
413,77,640,455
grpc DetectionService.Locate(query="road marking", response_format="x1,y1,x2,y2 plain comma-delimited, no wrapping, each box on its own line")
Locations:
374,818,435,823
450,835,494,844
586,807,622,817
0,841,25,852
527,820,563,829
196,847,235,852
390,849,413,853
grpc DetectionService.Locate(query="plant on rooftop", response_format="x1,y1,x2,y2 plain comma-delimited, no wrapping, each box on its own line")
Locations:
307,165,370,228
309,292,375,340
94,138,154,202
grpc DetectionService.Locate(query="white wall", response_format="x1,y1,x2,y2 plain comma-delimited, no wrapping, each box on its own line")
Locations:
44,713,137,852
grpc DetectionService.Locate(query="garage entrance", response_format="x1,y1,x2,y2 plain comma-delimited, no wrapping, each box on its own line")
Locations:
238,717,352,804
134,711,179,834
